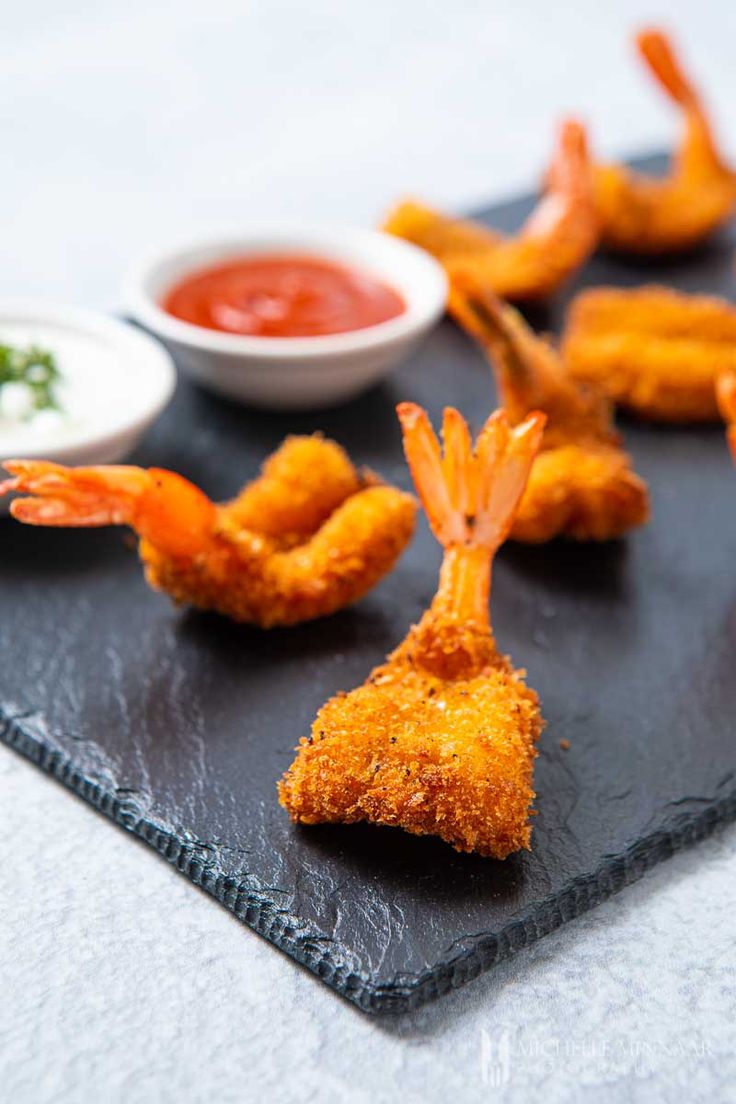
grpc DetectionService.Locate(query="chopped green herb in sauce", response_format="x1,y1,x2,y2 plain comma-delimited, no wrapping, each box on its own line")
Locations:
0,344,63,416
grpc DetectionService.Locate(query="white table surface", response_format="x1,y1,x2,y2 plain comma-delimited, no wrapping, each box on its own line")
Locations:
2,2,735,1101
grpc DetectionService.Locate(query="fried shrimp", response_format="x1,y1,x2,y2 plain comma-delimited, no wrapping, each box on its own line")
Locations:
449,281,649,542
383,119,598,301
595,28,736,254
717,371,736,461
279,404,546,858
563,285,736,422
0,436,417,627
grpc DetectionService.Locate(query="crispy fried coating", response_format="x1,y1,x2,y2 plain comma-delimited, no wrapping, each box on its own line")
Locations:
450,281,650,541
516,444,650,543
563,285,736,422
1,436,416,628
223,435,362,544
144,481,416,627
278,626,541,857
595,29,736,253
383,120,598,301
280,406,547,858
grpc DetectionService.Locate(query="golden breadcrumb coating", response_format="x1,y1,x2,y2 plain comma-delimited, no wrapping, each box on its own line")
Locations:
595,29,736,254
517,443,650,543
595,165,736,254
1,436,416,628
449,281,650,541
383,120,598,301
563,285,736,422
278,624,541,858
142,483,416,627
280,406,547,858
223,435,362,544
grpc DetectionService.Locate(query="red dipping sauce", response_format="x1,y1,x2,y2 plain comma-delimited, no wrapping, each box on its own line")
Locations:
162,254,406,338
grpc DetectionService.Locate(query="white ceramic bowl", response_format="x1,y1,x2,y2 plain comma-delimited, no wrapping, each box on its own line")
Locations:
0,302,175,514
124,226,448,410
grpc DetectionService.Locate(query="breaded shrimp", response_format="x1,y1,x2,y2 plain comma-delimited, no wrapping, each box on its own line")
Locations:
279,404,546,858
595,28,736,253
717,371,736,461
450,281,650,542
0,435,417,628
383,119,598,301
563,285,736,422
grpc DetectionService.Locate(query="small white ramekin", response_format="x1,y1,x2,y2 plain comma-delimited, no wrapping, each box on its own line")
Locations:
124,225,448,410
0,302,175,514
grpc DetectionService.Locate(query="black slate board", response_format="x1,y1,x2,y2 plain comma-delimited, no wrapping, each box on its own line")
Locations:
2,156,736,1014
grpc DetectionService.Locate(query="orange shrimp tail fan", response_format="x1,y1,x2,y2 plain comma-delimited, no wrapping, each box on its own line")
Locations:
502,116,595,265
537,116,592,215
636,27,699,108
1,459,215,559
0,460,153,527
396,403,546,553
448,276,543,412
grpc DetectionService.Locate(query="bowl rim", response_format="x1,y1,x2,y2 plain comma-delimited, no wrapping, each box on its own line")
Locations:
123,225,448,361
0,299,176,462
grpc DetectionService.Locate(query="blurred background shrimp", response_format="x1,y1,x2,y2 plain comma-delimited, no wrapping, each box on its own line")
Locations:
563,285,736,422
450,280,650,542
279,403,546,859
594,27,736,253
0,436,417,627
383,119,598,301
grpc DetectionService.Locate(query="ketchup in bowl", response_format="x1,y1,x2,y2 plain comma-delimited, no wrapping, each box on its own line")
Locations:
162,254,405,338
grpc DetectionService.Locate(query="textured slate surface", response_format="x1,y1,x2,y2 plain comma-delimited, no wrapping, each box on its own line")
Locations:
2,157,736,1013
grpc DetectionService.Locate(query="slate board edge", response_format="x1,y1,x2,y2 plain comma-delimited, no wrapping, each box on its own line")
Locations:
4,705,734,1015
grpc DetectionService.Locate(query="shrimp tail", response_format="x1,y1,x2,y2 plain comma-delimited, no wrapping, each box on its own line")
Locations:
1,460,151,526
448,117,597,301
1,460,216,559
637,27,699,109
385,119,595,301
397,402,544,649
449,279,555,417
521,117,595,242
449,280,528,373
397,403,545,555
637,27,731,179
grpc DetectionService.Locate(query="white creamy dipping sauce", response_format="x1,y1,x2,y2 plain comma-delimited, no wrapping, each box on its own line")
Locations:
0,320,143,454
